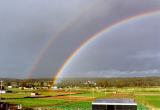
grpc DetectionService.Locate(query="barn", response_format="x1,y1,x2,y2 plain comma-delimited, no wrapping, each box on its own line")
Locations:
92,98,137,110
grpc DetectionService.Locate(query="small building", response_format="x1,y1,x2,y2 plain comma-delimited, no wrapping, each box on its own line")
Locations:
31,92,38,96
7,86,12,88
52,86,58,90
0,90,6,94
42,86,49,89
92,98,137,110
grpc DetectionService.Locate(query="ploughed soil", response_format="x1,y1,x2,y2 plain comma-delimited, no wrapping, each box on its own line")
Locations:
55,91,81,96
51,91,95,101
51,95,95,101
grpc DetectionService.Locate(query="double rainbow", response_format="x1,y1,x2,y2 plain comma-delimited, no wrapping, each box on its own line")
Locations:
53,9,160,84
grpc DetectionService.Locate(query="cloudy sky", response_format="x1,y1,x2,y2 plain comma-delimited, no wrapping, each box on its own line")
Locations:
0,0,160,78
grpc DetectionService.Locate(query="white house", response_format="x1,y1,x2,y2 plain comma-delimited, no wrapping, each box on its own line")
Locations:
8,86,12,88
52,86,58,90
0,90,6,94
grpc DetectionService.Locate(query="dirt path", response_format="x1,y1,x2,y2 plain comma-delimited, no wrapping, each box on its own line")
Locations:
50,95,95,101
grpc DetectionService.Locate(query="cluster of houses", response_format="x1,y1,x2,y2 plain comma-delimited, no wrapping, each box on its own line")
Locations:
0,85,12,94
84,80,97,86
0,80,60,95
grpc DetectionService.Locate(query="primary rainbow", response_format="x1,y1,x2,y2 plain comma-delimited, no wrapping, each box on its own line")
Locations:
53,9,160,84
27,0,100,78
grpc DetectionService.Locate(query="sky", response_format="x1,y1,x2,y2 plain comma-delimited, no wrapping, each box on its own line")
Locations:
0,0,160,78
62,14,160,78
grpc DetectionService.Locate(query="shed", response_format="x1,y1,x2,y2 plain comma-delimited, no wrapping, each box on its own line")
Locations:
0,90,6,94
31,92,38,96
92,98,137,110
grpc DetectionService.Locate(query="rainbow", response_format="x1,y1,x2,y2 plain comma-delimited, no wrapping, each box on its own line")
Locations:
27,0,100,78
53,9,160,84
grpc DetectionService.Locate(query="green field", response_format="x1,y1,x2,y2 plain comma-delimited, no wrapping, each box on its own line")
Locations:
3,98,66,107
1,87,160,110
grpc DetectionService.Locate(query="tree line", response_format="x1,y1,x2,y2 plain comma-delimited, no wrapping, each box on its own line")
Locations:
1,77,160,88
57,77,160,88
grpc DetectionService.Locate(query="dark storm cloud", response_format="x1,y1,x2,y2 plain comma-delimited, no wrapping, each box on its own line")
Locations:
0,0,95,78
62,14,160,77
0,0,160,78
87,69,160,78
32,0,160,78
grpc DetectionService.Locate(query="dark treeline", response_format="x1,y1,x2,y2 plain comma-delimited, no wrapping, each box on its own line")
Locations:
57,77,160,88
0,77,160,88
0,78,53,88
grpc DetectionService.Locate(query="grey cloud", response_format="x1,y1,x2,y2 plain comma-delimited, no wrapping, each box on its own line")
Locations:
86,69,160,78
0,0,95,78
33,0,160,78
1,0,160,78
129,52,160,59
61,14,160,78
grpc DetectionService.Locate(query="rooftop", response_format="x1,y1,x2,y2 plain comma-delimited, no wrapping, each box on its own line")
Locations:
92,98,137,106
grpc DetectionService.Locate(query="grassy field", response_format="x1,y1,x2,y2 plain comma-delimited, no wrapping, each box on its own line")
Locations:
137,96,160,108
3,98,66,107
1,87,160,110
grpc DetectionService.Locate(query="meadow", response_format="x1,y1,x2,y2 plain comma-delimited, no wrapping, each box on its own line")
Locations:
1,87,160,110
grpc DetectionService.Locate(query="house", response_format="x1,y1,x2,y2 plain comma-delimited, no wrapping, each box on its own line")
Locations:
0,86,6,94
31,92,38,96
7,86,12,88
92,98,137,110
42,86,49,89
0,90,6,94
52,86,58,90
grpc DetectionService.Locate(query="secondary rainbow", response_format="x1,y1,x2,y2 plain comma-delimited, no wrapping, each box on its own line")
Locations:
27,0,100,78
53,9,160,84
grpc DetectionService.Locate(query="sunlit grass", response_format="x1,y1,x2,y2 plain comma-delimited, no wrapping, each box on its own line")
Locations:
2,98,67,107
2,87,160,109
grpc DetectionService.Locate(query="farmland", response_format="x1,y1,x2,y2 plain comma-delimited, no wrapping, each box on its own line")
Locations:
1,87,160,110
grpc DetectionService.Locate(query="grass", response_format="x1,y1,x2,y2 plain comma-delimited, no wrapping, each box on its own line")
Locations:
137,104,149,110
71,91,108,98
3,98,67,107
137,95,160,108
1,87,160,109
51,101,92,110
1,93,30,99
